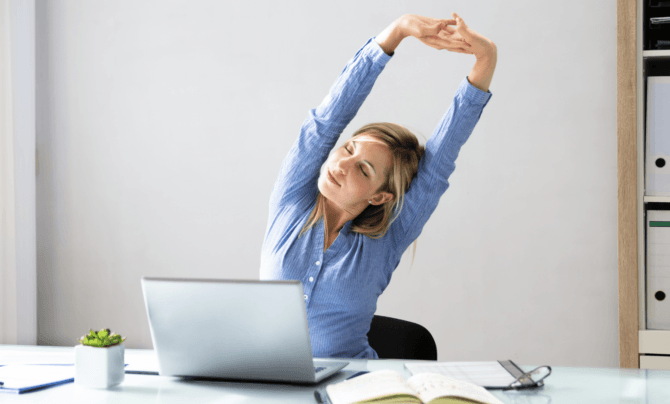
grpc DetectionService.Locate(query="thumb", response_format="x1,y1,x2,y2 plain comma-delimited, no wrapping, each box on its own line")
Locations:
452,12,473,40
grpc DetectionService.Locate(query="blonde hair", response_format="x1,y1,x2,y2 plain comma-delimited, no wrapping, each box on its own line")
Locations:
300,123,425,263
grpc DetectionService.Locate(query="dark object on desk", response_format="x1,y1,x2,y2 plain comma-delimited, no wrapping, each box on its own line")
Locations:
314,369,359,403
651,17,670,25
314,389,327,403
125,370,159,375
366,315,437,360
346,371,369,380
501,364,552,391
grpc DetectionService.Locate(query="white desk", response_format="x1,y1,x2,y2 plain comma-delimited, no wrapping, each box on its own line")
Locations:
3,345,670,403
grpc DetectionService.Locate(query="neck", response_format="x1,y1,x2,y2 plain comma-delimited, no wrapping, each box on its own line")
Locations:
322,197,363,234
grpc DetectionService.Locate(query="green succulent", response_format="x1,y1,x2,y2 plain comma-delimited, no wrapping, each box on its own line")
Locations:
79,328,126,347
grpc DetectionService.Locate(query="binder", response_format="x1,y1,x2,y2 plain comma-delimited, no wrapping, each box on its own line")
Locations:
646,77,670,196
404,360,551,390
647,210,670,329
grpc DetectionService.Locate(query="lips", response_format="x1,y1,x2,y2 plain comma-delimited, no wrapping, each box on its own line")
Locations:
326,170,341,186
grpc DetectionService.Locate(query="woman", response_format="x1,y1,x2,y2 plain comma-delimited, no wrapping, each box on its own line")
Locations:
260,13,496,359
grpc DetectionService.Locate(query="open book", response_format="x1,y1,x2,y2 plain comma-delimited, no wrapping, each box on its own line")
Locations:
325,370,505,404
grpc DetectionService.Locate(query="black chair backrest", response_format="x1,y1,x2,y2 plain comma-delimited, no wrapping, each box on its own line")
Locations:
367,315,437,360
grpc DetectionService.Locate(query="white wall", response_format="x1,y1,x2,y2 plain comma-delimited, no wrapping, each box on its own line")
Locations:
35,0,617,367
1,0,37,345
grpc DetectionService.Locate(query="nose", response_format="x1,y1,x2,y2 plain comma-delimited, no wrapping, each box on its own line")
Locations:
335,156,351,175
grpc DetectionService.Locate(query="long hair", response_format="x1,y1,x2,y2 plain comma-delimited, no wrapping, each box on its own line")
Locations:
300,123,425,261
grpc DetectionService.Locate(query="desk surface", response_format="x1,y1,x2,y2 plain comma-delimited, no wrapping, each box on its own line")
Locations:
2,345,670,403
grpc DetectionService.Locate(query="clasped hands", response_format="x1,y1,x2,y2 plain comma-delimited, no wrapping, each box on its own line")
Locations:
405,13,496,60
378,13,496,61
376,13,497,92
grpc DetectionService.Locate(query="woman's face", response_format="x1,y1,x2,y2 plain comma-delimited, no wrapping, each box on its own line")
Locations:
318,134,393,213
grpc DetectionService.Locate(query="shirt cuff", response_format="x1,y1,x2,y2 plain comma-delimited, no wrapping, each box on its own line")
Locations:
460,76,493,106
369,37,393,65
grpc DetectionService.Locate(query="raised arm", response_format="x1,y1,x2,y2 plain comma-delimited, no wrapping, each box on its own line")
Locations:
450,13,497,92
386,13,496,255
268,30,394,213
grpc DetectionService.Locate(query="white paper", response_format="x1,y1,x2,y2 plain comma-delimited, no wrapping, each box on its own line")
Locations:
0,349,158,374
124,354,160,373
0,365,74,389
0,351,74,366
405,361,516,387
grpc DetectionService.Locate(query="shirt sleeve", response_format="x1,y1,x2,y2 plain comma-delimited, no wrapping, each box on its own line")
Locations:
388,77,492,256
269,38,392,213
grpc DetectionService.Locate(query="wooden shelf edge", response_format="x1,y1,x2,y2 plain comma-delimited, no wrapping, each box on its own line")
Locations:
618,0,639,369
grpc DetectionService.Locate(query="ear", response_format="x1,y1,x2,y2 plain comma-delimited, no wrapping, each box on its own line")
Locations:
369,191,394,206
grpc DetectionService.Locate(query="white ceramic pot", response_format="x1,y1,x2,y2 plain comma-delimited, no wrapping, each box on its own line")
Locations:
74,343,125,388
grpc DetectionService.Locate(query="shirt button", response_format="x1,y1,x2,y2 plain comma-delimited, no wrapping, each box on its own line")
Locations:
309,277,314,282
304,295,308,300
315,261,321,266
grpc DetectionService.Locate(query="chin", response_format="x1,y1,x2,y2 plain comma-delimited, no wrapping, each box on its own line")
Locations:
317,176,331,198
317,176,341,205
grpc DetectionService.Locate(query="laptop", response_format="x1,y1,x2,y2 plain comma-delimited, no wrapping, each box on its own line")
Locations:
141,277,348,384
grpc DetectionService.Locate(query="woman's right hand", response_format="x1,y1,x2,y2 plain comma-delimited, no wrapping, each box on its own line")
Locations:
447,13,497,60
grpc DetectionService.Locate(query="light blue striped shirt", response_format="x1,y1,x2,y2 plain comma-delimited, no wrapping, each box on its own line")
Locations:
260,37,492,359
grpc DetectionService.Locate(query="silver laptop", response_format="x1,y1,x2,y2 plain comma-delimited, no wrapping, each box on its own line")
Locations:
141,277,348,384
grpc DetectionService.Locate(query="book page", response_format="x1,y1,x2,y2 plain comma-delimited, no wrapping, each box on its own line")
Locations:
326,370,421,404
407,373,504,404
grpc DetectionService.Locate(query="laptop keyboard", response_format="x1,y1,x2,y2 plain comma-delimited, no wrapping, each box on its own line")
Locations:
314,366,326,374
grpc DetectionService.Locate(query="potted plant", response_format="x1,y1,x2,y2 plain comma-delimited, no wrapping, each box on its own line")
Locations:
74,329,126,388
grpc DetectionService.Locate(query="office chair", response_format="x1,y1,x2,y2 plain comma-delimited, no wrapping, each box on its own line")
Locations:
367,315,438,360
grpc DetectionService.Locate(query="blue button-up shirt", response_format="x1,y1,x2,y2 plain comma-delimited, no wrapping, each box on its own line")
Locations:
260,37,492,359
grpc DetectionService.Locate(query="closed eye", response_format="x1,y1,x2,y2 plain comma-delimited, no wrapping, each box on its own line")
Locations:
345,145,369,178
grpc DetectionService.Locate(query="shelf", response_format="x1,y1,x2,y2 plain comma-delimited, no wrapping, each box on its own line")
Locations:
644,50,670,57
644,196,670,203
640,355,670,370
640,330,670,355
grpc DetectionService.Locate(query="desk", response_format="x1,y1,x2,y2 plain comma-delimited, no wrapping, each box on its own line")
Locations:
2,345,670,403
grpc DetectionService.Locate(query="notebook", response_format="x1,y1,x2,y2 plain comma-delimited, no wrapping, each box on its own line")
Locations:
0,364,74,394
141,277,348,384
